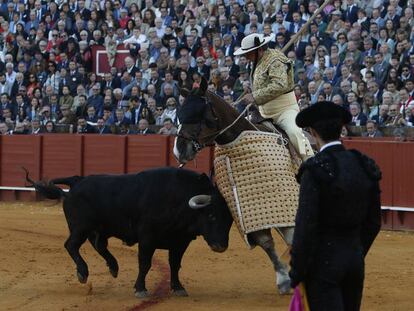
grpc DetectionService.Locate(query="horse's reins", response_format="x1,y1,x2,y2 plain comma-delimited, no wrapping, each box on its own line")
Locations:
197,103,260,143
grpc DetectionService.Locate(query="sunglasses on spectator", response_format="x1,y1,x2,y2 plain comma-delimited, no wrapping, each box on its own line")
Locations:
156,108,163,111
52,34,58,37
304,59,311,62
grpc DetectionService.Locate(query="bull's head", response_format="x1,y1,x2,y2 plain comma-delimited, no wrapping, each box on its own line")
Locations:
188,188,232,253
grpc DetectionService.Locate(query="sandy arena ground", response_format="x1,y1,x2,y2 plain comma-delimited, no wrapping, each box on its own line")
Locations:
0,201,413,311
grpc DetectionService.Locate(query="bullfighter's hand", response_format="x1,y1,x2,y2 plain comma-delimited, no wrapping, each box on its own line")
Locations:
242,93,256,104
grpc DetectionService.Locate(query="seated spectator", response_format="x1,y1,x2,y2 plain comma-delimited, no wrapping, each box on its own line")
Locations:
119,123,136,135
29,118,42,135
96,118,112,134
158,118,178,135
12,122,28,135
161,97,178,124
363,120,384,137
44,121,56,134
77,117,96,134
0,122,10,135
103,106,115,126
385,104,404,126
86,105,98,123
350,103,368,126
57,104,77,127
115,108,131,126
137,119,155,134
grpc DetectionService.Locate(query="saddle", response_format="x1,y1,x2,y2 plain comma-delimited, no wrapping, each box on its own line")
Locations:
248,107,303,166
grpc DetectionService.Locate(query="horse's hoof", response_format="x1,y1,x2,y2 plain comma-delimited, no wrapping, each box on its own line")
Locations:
135,290,149,298
77,272,88,284
278,281,292,295
109,267,118,278
172,289,189,297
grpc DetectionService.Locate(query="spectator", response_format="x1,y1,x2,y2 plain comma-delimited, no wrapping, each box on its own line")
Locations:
137,119,155,134
44,121,56,134
161,97,178,124
57,104,77,127
29,118,41,134
158,118,178,135
363,120,384,137
350,103,368,126
96,118,112,134
385,104,404,126
77,116,96,134
12,122,28,135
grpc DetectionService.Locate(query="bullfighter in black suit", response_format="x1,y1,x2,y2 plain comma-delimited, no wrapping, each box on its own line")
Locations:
290,101,382,311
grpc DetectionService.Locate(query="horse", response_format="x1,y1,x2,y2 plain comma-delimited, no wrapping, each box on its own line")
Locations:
173,78,295,295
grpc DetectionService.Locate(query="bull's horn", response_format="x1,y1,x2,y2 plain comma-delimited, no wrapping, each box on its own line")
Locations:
189,195,212,209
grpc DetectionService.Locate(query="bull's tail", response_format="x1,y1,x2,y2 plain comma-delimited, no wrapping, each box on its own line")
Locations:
51,176,84,188
23,167,83,201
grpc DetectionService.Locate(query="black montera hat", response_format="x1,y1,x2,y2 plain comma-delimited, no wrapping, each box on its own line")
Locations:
295,101,352,128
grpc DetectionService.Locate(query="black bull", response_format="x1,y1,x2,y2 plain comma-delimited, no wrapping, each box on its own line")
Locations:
25,167,233,298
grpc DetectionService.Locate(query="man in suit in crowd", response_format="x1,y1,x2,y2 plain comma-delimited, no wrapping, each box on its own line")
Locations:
350,103,368,126
343,0,359,24
363,120,384,137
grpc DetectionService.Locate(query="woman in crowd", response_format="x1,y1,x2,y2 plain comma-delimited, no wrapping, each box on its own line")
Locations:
86,72,99,97
44,62,60,95
27,74,40,98
178,70,193,90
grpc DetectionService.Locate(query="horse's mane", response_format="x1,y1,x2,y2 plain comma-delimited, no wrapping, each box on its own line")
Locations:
206,91,241,118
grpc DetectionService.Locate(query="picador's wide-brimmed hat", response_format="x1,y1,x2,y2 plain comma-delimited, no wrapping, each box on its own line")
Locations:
233,33,272,56
296,101,352,128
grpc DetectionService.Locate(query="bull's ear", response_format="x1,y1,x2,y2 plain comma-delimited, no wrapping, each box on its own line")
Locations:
180,88,190,98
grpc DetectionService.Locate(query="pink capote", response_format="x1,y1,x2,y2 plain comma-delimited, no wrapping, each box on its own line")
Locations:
289,284,310,311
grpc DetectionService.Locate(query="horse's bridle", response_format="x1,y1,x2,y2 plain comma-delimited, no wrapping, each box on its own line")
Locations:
175,100,256,156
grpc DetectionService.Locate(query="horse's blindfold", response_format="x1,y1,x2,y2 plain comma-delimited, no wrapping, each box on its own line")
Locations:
177,95,208,124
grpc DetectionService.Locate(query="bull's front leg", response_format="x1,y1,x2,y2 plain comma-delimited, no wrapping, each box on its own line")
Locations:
134,244,155,298
64,231,89,283
168,240,191,296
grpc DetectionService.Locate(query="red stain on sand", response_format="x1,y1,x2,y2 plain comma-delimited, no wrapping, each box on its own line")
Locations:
129,258,170,311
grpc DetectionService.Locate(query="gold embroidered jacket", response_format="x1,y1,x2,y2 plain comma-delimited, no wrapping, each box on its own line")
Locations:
252,49,295,105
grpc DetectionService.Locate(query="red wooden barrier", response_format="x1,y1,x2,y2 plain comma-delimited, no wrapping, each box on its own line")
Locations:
0,135,41,187
127,135,169,173
83,135,127,175
0,135,42,201
42,135,83,179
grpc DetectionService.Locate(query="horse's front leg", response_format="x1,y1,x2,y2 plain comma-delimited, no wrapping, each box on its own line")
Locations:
248,229,291,295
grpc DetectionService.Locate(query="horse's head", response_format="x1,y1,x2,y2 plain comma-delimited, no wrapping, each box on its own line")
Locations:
174,77,219,164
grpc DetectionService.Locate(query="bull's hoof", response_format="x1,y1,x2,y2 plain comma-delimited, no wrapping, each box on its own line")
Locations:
135,290,149,298
172,289,189,297
77,272,88,284
109,267,118,278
